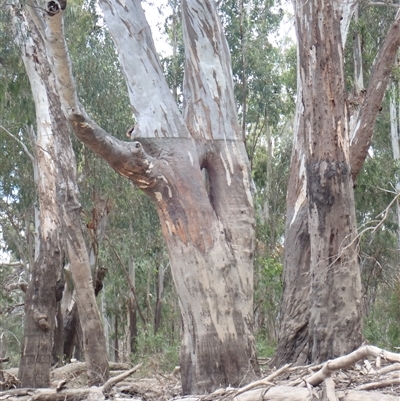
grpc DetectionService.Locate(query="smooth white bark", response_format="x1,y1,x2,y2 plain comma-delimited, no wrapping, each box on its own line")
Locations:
99,0,188,138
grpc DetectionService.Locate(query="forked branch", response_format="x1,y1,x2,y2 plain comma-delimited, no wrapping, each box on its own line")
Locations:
24,1,147,178
350,9,400,179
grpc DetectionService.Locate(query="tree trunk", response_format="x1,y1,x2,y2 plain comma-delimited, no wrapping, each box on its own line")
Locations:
274,142,311,365
154,263,164,335
349,4,365,139
101,291,110,357
128,298,137,354
128,256,137,354
15,11,62,388
53,268,65,364
114,314,119,363
301,2,362,362
275,1,400,367
87,197,110,284
16,5,110,385
56,106,110,386
63,300,80,361
39,0,259,393
18,243,61,387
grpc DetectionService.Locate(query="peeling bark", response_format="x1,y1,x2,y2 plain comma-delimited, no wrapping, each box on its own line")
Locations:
276,0,361,366
303,0,362,362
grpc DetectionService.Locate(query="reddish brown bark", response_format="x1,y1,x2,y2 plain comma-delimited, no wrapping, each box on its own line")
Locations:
276,3,400,367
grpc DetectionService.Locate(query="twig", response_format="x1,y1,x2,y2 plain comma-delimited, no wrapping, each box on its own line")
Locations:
377,363,400,375
0,125,34,161
355,377,400,391
310,189,400,284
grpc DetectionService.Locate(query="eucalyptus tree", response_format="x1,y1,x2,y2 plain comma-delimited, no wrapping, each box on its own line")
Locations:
159,1,296,350
275,1,400,366
11,7,109,386
23,0,259,394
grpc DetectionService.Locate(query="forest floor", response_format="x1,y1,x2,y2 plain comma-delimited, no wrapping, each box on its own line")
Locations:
1,345,400,400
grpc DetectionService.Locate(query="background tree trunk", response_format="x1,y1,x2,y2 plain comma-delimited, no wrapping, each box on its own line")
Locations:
128,255,137,354
53,302,64,364
154,262,164,335
63,301,80,361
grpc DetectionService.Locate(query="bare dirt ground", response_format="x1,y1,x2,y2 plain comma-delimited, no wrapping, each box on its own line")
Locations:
1,345,400,400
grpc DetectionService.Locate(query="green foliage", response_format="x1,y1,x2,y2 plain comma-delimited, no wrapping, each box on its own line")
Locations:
220,0,290,134
364,285,400,350
345,3,397,92
0,11,36,129
0,10,36,212
160,0,184,106
255,336,276,358
0,263,25,366
131,331,180,375
65,0,133,139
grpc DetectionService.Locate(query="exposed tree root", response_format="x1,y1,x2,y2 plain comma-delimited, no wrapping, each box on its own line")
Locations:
1,345,400,400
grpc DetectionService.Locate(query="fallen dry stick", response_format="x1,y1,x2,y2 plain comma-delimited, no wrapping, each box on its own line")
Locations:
306,345,400,387
101,363,142,394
